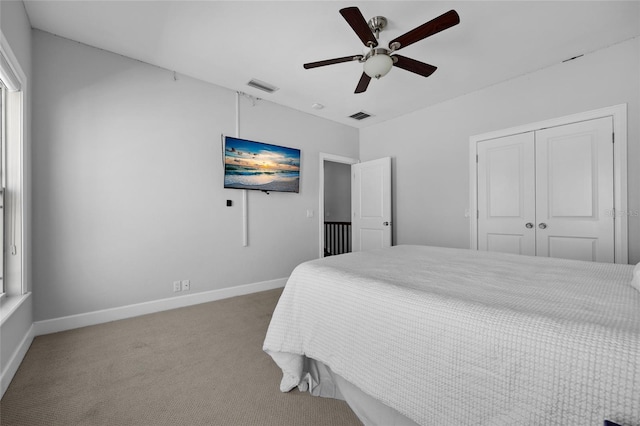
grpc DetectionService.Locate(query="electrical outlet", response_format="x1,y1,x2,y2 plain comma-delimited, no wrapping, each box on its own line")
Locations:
173,281,182,292
181,280,190,291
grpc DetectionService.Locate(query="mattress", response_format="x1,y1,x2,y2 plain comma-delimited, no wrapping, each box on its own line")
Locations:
263,245,640,425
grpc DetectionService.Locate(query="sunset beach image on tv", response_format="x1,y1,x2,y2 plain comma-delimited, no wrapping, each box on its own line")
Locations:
223,136,300,193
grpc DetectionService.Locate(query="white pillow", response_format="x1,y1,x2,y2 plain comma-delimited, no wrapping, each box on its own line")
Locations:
632,262,640,293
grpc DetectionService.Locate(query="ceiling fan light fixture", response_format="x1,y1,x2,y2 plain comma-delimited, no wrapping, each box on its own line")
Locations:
306,7,460,93
363,50,393,79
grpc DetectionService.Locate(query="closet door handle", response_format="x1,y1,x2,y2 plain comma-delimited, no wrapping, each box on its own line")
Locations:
525,222,533,229
538,223,547,229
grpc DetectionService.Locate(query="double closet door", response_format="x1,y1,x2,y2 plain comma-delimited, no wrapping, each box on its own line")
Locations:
477,117,614,263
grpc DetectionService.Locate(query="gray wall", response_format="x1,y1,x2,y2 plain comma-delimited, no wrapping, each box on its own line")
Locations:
0,1,31,74
360,37,640,264
32,30,358,321
324,161,351,223
0,0,33,384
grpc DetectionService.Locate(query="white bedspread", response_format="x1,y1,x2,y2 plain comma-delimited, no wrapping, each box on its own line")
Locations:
263,245,640,425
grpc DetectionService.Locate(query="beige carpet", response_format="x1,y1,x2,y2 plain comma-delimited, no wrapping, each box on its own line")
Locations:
0,289,362,425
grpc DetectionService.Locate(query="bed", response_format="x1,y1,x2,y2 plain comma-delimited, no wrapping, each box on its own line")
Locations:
263,245,640,426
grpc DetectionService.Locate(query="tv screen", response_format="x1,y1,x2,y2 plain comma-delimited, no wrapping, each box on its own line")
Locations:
223,136,300,193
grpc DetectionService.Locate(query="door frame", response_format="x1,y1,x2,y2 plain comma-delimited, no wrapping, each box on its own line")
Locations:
319,153,359,259
469,104,628,264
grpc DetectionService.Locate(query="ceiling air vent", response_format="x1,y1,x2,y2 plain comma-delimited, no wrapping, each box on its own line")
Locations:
246,79,279,94
349,111,373,121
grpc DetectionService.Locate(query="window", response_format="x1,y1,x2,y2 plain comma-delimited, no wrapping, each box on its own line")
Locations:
0,32,25,299
0,79,5,296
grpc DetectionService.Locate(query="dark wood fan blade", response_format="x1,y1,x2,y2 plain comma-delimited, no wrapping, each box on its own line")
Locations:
355,72,371,93
304,55,363,69
340,7,378,47
390,10,459,51
392,55,437,77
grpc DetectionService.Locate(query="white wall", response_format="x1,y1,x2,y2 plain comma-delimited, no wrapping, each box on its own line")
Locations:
324,161,351,222
0,1,31,75
360,37,640,264
0,0,33,393
32,30,358,321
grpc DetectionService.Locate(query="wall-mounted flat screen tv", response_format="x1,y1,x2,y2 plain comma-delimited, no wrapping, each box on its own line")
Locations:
223,136,300,193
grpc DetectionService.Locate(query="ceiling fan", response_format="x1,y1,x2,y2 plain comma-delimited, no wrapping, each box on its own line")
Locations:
304,7,460,93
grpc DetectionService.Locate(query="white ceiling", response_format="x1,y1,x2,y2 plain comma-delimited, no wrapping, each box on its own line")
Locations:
22,1,640,128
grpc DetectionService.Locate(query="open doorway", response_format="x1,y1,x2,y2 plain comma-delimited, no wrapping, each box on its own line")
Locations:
318,153,358,258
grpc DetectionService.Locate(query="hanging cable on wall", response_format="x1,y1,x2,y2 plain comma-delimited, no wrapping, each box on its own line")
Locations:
236,91,248,247
224,91,261,247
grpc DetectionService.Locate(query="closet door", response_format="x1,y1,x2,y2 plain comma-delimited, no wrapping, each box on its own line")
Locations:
535,117,614,262
477,133,536,255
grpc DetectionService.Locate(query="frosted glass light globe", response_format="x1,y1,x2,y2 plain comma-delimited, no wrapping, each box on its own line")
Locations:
363,54,393,79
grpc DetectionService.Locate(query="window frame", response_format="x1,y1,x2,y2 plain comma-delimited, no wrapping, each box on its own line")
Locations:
0,30,27,301
0,79,6,297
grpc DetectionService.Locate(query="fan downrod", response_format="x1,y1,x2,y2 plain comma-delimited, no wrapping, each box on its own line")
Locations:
367,16,387,39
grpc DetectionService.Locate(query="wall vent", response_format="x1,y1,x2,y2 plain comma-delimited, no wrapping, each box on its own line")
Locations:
247,79,279,94
349,111,373,121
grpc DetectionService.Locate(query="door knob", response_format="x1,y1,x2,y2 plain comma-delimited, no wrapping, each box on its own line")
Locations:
383,221,390,226
525,222,533,229
538,223,547,229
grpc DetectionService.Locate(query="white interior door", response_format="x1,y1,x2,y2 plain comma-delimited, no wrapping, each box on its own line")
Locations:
352,157,392,251
477,133,536,255
476,117,615,262
535,117,614,262
470,104,626,264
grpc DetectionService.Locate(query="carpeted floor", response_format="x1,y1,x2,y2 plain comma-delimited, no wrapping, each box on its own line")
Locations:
0,289,362,425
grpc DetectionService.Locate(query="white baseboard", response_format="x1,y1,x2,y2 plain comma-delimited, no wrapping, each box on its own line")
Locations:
1,323,34,398
33,278,287,337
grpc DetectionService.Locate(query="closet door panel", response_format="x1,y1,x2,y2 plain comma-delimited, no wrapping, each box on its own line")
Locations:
535,117,614,262
545,236,598,261
477,133,536,255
